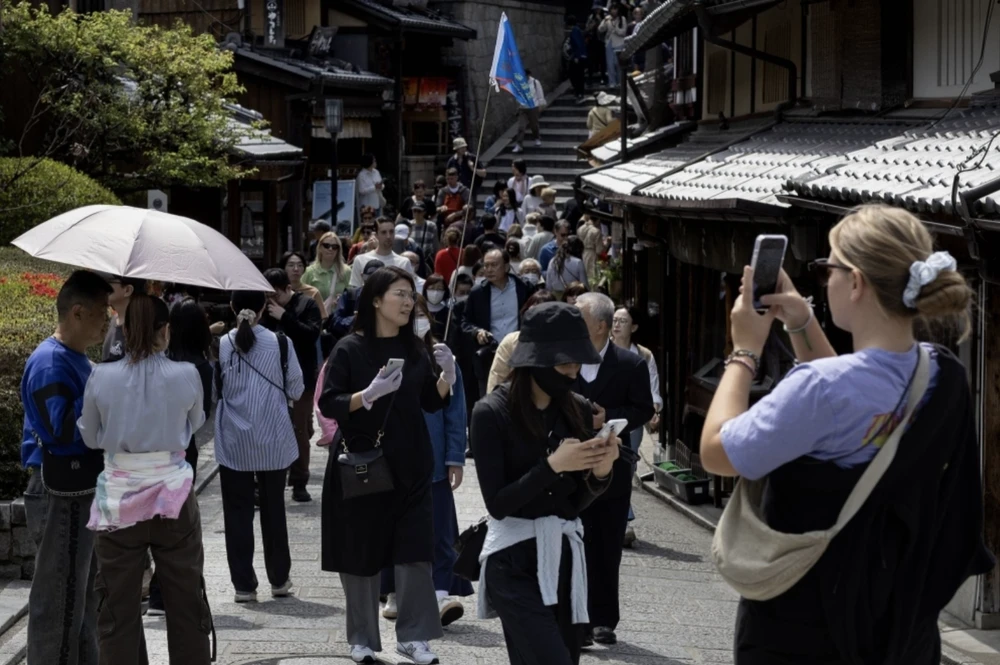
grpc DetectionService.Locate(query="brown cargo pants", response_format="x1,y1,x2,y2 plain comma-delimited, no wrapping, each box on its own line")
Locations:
94,491,212,665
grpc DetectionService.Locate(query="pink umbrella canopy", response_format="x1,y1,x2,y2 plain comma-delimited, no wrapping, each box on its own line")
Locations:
12,205,273,292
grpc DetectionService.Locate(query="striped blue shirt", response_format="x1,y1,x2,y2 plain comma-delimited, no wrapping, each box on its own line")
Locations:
214,326,305,472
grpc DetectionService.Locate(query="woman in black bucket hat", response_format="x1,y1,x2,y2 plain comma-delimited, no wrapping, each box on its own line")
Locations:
470,302,621,665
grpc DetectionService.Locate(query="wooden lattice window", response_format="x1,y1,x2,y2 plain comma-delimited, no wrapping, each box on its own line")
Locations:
762,21,791,104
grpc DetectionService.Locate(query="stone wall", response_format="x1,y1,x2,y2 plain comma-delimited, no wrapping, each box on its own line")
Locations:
0,499,35,580
433,0,566,150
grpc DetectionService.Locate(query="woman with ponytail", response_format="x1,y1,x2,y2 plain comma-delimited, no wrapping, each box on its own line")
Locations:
215,290,305,604
78,292,212,664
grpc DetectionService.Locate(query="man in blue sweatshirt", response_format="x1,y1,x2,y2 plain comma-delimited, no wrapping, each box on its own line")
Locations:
20,270,111,665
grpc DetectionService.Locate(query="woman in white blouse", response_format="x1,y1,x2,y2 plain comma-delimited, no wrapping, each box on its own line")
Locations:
356,154,384,215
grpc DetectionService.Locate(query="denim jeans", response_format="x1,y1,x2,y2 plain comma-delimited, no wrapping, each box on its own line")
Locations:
23,471,100,665
606,42,623,87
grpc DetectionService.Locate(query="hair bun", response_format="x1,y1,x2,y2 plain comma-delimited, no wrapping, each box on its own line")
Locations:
914,270,973,319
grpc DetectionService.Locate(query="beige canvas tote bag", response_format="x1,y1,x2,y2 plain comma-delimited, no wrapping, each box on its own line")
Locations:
711,345,930,601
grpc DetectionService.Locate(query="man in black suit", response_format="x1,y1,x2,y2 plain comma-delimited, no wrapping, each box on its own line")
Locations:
574,292,654,646
262,268,322,503
460,248,530,397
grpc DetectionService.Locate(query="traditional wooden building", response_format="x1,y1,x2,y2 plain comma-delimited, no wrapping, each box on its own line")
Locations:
579,0,1000,626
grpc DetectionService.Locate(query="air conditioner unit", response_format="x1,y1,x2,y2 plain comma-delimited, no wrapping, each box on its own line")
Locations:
147,190,168,213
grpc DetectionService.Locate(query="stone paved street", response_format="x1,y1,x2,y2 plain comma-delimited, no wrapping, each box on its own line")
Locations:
130,435,740,665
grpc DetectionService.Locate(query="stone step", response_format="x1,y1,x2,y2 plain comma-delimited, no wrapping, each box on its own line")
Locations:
529,127,592,138
497,140,582,150
539,116,589,128
539,107,591,118
494,152,582,164
485,165,584,179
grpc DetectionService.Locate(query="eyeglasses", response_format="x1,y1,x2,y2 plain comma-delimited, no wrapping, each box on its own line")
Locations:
321,242,339,251
388,289,417,302
809,258,853,287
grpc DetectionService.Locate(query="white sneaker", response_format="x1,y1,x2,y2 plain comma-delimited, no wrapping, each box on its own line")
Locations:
350,644,377,663
397,641,439,664
271,578,293,597
511,144,523,153
234,590,257,603
382,592,398,619
534,139,542,147
438,596,464,626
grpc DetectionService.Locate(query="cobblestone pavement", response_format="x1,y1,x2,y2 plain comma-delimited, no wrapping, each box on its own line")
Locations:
136,438,739,665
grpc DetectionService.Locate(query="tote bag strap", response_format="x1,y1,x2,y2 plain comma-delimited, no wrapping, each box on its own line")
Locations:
832,345,931,530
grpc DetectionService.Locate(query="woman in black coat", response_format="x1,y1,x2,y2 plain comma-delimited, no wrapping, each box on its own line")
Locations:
318,266,456,665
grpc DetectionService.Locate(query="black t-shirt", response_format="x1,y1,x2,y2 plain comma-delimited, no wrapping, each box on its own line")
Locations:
101,319,126,363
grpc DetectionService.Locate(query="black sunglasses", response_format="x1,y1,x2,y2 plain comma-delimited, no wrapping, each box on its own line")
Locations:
809,258,853,287
321,242,339,251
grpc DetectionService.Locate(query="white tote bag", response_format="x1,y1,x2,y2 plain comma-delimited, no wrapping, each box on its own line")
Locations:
711,345,930,601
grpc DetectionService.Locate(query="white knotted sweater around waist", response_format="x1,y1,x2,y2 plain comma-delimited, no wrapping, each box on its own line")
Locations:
88,451,193,532
477,515,589,625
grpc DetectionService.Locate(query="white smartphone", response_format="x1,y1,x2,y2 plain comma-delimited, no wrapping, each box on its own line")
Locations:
382,358,405,377
596,418,629,441
750,234,788,311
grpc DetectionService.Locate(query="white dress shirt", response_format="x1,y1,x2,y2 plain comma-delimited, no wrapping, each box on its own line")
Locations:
580,339,610,384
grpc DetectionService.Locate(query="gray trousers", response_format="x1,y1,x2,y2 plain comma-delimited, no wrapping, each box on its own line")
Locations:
340,562,442,651
23,471,100,665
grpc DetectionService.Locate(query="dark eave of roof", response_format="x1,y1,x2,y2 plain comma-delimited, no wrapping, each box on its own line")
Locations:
338,0,476,39
230,45,394,91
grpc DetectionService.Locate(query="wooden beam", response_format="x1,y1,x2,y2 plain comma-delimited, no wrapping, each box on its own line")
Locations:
983,281,1000,613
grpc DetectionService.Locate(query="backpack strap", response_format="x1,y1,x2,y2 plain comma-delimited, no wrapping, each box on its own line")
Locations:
277,332,289,394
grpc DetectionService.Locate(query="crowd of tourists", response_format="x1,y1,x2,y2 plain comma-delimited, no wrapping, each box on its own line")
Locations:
18,149,991,665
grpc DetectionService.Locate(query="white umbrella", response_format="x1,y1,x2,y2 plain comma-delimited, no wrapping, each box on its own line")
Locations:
11,205,273,292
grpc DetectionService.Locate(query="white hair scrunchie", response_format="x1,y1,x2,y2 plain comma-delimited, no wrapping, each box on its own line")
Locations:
902,251,957,309
236,309,258,326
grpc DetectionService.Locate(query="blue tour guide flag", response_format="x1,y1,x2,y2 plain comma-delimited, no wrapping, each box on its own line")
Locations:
489,13,538,109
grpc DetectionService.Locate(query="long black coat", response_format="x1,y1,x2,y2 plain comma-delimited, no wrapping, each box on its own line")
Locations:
573,343,654,501
318,332,448,576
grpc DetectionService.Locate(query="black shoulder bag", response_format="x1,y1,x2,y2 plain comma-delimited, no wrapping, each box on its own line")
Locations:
38,431,104,497
337,383,396,501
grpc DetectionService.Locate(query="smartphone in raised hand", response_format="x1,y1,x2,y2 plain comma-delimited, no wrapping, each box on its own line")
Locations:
596,418,629,441
750,235,788,311
381,358,405,377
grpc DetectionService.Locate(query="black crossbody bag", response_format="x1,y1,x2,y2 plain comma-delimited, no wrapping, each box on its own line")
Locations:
37,431,104,497
337,376,397,500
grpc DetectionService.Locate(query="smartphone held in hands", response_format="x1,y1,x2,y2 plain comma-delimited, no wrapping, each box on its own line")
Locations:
596,418,629,441
381,358,404,377
750,235,788,311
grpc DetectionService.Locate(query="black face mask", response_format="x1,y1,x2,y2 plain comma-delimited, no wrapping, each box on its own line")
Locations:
530,366,576,399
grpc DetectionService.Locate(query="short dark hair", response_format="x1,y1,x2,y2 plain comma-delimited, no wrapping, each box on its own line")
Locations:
376,216,395,229
360,153,376,169
493,180,507,197
539,215,556,232
446,167,459,177
168,297,213,363
263,267,291,291
505,238,521,259
481,213,497,231
511,158,527,176
412,179,426,192
56,270,112,320
454,273,475,289
279,251,308,269
485,247,510,266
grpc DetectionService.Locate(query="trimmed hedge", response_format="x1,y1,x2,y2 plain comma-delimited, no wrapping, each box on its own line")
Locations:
0,248,73,498
0,157,120,245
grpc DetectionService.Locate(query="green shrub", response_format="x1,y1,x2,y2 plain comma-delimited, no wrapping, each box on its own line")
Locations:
0,248,73,498
0,157,120,245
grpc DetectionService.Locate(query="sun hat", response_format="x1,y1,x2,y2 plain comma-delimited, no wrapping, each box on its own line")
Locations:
453,137,468,150
394,223,410,240
528,174,550,192
508,302,602,369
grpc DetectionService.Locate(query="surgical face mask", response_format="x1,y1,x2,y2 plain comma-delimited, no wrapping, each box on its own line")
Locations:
426,289,446,305
414,317,432,339
522,272,540,286
454,295,469,304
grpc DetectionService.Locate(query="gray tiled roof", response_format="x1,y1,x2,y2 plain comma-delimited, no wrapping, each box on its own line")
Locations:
228,107,303,160
786,108,1000,214
345,0,475,38
621,0,694,60
233,46,394,89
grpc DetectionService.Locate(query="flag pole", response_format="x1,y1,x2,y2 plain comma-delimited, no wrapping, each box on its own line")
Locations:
443,84,494,343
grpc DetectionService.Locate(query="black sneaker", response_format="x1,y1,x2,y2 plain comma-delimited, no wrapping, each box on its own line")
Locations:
593,626,617,645
292,486,312,502
146,599,165,617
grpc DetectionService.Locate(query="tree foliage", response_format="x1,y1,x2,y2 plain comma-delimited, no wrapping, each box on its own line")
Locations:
0,2,249,192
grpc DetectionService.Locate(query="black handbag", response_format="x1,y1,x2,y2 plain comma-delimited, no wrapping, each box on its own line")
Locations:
36,431,104,497
337,389,396,500
453,516,488,581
